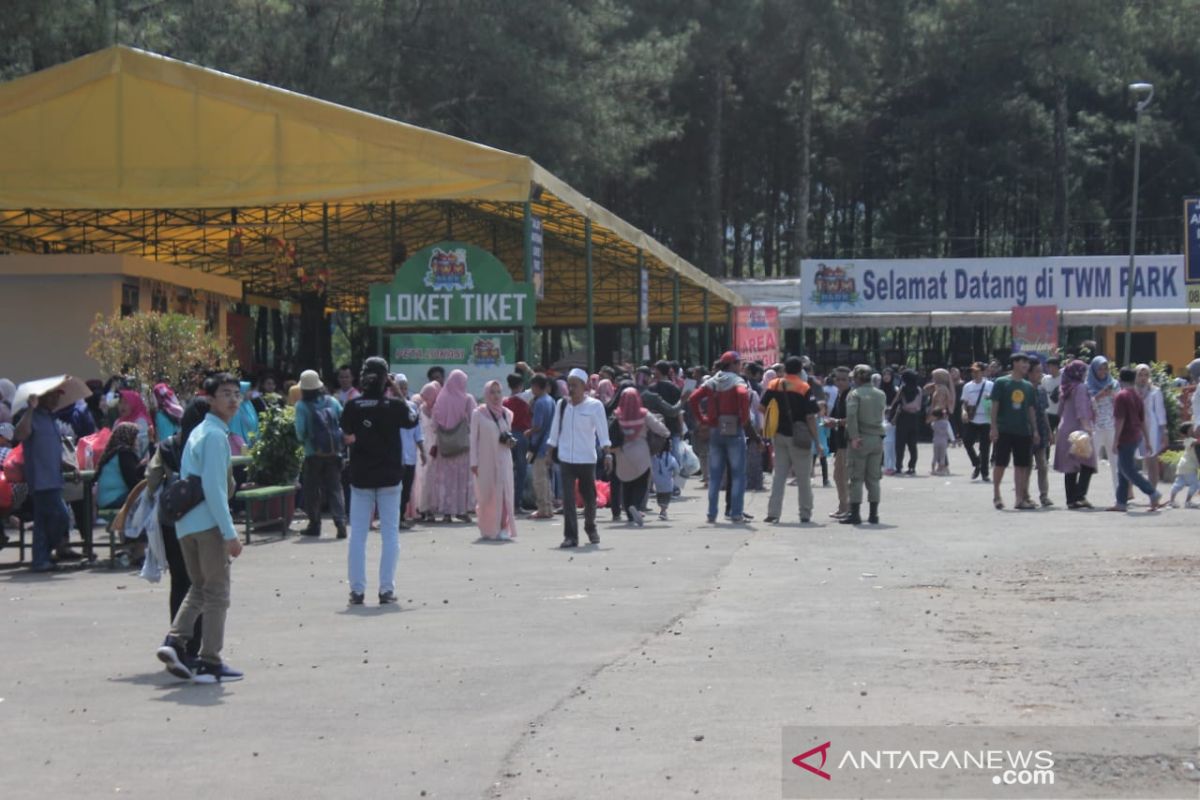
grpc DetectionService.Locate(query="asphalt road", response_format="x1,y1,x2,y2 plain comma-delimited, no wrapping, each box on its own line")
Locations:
2,447,1197,799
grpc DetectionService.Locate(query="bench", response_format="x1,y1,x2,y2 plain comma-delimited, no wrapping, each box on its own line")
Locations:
234,485,296,544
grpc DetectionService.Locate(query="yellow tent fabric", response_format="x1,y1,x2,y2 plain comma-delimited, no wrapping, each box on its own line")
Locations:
0,46,743,311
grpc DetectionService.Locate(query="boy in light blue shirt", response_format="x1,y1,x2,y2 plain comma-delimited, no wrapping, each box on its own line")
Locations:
156,373,245,684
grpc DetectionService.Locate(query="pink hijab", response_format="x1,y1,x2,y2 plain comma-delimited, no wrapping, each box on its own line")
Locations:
596,379,615,405
153,383,184,421
432,370,474,428
616,387,647,438
482,380,506,416
418,381,441,417
118,390,152,425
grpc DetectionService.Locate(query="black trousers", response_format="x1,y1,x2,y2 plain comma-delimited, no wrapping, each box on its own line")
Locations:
621,470,650,518
894,413,920,471
560,462,597,544
400,464,416,519
964,422,992,471
1064,465,1095,504
161,524,202,658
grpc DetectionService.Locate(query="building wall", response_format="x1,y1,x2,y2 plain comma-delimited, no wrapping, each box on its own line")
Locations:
1101,324,1197,372
0,275,119,382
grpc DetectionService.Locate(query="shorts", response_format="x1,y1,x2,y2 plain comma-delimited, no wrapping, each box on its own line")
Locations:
993,432,1032,468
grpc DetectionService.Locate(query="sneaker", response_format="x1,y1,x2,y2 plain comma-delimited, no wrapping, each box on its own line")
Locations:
586,530,600,545
628,506,644,527
335,524,347,539
348,591,365,605
763,516,779,524
730,514,746,523
156,636,193,680
705,516,717,524
800,516,811,523
559,538,578,549
658,510,668,521
300,528,320,537
191,662,243,684
378,591,397,605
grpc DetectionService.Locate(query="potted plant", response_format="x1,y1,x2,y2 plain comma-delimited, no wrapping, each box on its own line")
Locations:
1158,448,1182,485
243,405,303,533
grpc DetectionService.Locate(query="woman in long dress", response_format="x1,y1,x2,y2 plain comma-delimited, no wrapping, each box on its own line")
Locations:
1135,363,1168,486
1054,359,1098,508
412,381,440,522
430,370,476,522
470,380,518,540
611,388,670,526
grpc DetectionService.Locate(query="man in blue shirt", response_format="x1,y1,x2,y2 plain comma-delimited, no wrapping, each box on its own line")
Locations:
294,369,346,539
14,387,75,572
526,374,556,519
155,373,245,684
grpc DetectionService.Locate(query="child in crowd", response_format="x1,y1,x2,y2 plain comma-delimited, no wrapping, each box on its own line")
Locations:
651,448,680,521
1168,423,1200,508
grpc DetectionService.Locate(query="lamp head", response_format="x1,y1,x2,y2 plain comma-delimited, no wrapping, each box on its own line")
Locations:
1129,82,1154,95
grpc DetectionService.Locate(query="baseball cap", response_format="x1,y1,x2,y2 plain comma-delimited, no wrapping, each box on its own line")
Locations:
718,351,740,367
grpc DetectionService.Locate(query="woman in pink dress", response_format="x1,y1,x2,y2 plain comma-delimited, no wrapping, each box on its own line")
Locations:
430,370,476,522
470,380,518,540
412,381,440,522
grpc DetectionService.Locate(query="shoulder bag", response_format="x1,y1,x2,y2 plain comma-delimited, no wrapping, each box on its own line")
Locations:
777,379,813,450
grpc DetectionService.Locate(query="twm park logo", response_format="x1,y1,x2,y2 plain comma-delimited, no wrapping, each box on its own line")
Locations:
468,338,504,368
810,263,859,308
790,740,1056,791
424,247,475,292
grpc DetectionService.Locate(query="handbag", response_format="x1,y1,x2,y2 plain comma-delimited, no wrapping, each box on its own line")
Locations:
437,418,470,457
160,474,205,524
549,399,568,465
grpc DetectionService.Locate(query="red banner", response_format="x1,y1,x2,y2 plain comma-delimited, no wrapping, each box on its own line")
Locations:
1010,305,1057,359
226,311,256,373
734,306,781,366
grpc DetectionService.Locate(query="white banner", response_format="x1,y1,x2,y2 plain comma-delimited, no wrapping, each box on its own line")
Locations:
799,256,1185,314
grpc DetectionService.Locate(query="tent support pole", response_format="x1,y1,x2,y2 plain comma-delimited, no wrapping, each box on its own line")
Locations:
672,274,680,363
702,293,710,367
522,201,535,364
585,218,594,372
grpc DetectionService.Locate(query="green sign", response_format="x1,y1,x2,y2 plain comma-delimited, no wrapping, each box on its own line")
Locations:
369,241,535,328
389,333,516,397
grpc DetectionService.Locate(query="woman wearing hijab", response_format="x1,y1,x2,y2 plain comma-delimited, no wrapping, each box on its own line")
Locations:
1086,356,1120,498
97,422,147,510
412,381,441,522
1135,364,1168,486
596,379,616,407
430,370,476,522
116,389,154,457
227,380,259,454
1054,360,1098,508
890,370,923,475
470,381,518,540
611,388,670,526
153,383,185,443
927,369,955,475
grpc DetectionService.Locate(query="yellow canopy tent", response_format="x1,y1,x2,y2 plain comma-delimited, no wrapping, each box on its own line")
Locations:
0,46,741,360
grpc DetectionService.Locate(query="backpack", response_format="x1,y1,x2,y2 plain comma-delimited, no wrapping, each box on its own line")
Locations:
306,398,343,456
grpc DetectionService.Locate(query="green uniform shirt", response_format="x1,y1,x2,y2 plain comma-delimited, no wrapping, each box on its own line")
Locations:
991,375,1034,436
846,385,886,439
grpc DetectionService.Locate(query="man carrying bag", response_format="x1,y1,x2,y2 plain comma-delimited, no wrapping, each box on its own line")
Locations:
761,356,820,524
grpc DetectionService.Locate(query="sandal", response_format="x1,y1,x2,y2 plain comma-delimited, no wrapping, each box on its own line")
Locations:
993,498,1004,510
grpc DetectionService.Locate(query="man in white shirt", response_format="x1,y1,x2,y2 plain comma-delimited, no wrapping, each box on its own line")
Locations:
393,374,426,529
1042,356,1061,436
961,362,994,481
547,368,612,548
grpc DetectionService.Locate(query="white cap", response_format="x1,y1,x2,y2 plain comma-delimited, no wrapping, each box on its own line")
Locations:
567,368,589,384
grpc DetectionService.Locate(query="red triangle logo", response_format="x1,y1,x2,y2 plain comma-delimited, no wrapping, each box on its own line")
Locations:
792,741,832,781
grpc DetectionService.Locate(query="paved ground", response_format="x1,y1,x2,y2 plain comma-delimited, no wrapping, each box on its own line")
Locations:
2,447,1198,799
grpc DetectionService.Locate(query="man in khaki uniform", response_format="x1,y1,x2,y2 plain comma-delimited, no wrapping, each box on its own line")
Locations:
843,364,886,525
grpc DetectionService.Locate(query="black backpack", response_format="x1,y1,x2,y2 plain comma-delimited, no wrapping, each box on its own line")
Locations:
306,398,343,456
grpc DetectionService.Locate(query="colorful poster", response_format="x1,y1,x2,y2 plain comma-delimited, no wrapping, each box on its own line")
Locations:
369,241,535,328
799,256,1186,313
734,306,780,366
1010,305,1058,360
389,333,516,398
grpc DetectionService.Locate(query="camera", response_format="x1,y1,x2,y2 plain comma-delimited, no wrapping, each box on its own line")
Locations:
499,431,517,448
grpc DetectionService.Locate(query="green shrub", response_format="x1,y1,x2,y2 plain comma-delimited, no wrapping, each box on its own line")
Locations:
249,405,303,487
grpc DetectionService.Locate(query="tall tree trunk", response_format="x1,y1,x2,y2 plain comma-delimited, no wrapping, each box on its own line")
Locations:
704,64,724,276
1052,74,1069,255
790,45,813,275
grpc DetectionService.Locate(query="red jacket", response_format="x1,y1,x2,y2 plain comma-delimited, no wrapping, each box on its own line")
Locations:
688,376,751,428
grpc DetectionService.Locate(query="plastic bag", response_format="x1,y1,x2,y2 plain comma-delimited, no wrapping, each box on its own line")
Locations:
1068,430,1093,459
679,443,701,477
576,479,610,509
2,444,23,484
76,428,112,470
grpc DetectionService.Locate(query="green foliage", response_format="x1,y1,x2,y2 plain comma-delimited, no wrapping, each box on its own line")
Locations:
1151,362,1181,446
1159,448,1183,467
248,405,303,487
87,312,238,396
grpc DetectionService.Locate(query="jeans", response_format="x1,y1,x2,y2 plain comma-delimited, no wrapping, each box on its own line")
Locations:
348,483,402,595
707,433,746,519
302,455,346,532
31,488,70,568
1115,441,1157,505
511,432,528,512
883,422,896,472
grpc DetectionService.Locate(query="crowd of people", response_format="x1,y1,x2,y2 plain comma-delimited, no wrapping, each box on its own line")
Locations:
2,339,1194,684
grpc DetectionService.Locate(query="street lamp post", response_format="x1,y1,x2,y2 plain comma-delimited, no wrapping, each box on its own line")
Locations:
1122,82,1154,367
